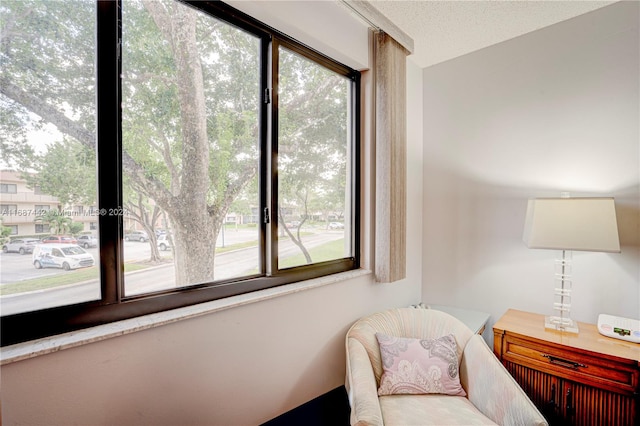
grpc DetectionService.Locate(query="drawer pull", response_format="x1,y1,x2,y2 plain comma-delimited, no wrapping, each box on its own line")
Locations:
542,354,587,370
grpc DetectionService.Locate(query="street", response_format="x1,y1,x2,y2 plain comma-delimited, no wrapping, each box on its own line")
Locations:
0,227,260,285
0,230,343,316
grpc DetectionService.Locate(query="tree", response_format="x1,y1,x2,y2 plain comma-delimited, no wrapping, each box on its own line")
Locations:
1,0,350,286
0,219,13,246
276,49,350,264
22,138,96,206
35,209,71,235
1,0,258,286
69,221,84,235
123,190,164,263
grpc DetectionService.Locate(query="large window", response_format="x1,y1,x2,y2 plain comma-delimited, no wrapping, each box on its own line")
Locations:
0,0,360,346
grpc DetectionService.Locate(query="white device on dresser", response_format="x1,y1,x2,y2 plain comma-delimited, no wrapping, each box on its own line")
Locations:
597,313,640,343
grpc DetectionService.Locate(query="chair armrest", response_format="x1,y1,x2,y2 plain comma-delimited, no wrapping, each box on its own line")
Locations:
460,335,548,426
345,337,383,426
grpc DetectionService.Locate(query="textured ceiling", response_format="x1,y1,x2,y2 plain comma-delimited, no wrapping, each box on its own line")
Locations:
367,0,618,68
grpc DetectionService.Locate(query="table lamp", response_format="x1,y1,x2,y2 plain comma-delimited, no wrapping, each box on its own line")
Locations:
523,197,620,333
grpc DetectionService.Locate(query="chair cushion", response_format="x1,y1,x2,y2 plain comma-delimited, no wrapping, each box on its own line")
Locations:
376,333,466,396
379,394,498,426
347,308,474,385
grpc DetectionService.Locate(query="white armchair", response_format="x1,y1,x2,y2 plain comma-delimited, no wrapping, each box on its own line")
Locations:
345,308,548,426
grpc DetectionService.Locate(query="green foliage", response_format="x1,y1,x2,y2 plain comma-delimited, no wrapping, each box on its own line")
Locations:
1,0,352,282
35,209,72,235
0,0,97,135
23,138,96,205
0,219,13,246
69,221,84,235
277,48,349,225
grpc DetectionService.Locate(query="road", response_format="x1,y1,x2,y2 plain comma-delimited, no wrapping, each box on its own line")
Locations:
0,241,152,284
0,232,343,316
0,228,257,284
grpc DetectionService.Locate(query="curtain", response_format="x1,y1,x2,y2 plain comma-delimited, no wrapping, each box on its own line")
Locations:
374,31,409,283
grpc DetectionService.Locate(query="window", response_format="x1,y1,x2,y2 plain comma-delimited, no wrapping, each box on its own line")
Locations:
275,44,354,270
35,224,50,234
0,184,17,194
0,0,360,345
0,205,17,215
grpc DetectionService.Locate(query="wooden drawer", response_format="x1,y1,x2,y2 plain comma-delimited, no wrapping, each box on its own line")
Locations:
494,310,640,426
502,334,639,395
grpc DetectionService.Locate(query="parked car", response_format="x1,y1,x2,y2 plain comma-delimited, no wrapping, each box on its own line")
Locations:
32,244,95,270
41,235,77,244
2,238,40,254
77,235,98,248
124,230,148,242
328,222,344,229
157,234,172,251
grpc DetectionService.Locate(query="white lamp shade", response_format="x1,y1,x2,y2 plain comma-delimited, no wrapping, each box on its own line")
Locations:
523,198,621,252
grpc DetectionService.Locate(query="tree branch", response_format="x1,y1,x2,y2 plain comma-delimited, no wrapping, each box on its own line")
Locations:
151,125,180,193
0,75,177,212
0,77,94,147
142,1,173,45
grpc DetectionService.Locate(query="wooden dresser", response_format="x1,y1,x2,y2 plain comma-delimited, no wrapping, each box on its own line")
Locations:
493,309,640,426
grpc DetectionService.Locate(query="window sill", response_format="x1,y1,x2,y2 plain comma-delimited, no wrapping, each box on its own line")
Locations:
0,268,371,365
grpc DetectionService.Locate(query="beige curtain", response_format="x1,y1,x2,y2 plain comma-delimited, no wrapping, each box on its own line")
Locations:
374,31,409,283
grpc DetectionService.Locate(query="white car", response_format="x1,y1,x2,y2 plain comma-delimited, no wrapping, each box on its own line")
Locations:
157,234,172,251
32,244,95,271
2,238,40,254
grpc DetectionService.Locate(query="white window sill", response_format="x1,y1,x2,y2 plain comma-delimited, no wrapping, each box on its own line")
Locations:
1,269,371,365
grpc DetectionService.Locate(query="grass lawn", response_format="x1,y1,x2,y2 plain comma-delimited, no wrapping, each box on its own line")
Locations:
216,240,258,253
1,237,345,296
0,263,148,296
278,238,345,269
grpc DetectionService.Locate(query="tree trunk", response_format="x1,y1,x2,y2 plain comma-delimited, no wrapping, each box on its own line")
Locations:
171,212,218,287
145,2,216,286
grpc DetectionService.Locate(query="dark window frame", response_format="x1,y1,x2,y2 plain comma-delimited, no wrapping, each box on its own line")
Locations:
1,0,360,346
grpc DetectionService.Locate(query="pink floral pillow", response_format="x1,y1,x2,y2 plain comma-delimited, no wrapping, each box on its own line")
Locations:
376,333,466,396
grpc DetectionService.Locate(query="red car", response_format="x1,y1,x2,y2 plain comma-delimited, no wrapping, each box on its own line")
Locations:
41,235,77,244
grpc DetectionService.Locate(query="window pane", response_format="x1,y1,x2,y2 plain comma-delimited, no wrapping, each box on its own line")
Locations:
0,0,100,315
121,0,261,295
277,47,353,270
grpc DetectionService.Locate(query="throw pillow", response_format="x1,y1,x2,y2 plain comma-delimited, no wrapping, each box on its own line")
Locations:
376,333,466,396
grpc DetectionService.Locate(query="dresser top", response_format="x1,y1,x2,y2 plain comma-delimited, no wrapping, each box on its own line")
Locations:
494,309,640,363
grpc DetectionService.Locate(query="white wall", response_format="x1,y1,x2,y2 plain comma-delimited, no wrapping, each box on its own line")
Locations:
1,276,420,425
422,1,639,343
0,50,424,426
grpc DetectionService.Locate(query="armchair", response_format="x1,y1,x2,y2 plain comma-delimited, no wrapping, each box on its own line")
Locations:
345,308,547,425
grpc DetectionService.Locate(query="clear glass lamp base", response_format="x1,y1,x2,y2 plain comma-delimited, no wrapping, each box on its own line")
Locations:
545,315,579,333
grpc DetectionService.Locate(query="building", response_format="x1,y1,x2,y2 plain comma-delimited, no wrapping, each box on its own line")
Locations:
0,170,98,236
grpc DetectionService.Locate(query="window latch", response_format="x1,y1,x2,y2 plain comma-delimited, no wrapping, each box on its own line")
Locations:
263,207,270,224
264,88,271,104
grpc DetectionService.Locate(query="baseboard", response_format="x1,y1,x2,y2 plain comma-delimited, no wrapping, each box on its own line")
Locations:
260,386,350,426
